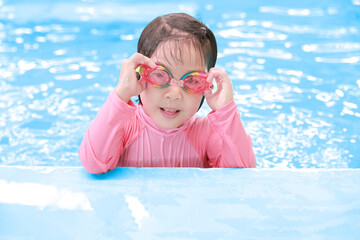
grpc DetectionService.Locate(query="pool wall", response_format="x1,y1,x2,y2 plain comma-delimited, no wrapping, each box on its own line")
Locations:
1,166,359,239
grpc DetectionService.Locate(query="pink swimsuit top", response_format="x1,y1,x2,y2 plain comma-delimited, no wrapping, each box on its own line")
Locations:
79,90,256,174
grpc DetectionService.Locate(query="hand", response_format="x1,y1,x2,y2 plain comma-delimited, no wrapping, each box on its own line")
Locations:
115,53,156,103
204,68,234,111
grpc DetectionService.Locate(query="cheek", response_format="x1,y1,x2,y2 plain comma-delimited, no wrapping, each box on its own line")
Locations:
184,94,203,112
140,88,156,113
140,86,159,103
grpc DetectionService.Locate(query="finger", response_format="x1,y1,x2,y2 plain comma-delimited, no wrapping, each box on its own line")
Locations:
140,56,156,68
131,53,156,68
206,69,215,84
206,71,217,93
206,68,222,87
210,68,226,80
211,68,232,89
203,89,213,98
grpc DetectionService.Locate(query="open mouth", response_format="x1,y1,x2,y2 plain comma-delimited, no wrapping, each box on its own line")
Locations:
160,108,180,118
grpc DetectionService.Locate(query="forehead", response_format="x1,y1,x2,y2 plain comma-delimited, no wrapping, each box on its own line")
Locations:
151,39,205,71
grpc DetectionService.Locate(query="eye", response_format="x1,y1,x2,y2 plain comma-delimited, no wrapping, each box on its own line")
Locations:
184,76,204,90
149,70,170,85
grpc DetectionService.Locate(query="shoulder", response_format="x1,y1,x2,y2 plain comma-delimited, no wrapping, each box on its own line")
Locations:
186,114,211,130
208,100,238,122
120,104,145,144
184,114,219,143
184,114,222,163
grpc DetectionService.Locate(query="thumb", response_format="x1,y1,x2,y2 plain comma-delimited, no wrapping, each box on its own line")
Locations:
203,89,212,98
204,89,214,100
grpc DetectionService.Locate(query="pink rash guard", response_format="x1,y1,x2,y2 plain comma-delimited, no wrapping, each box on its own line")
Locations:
79,90,256,174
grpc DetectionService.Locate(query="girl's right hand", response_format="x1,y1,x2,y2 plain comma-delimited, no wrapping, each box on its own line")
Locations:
115,53,156,103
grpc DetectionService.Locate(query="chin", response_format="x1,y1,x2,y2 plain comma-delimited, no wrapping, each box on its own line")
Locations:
160,122,181,129
155,118,182,129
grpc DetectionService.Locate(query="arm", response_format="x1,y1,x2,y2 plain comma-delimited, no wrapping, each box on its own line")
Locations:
79,53,156,174
204,68,255,168
207,100,256,168
79,91,136,174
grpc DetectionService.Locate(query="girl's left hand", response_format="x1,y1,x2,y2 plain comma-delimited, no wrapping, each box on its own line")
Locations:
204,68,234,111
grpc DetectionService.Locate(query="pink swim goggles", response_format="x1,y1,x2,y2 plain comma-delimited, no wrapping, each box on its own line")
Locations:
136,64,210,94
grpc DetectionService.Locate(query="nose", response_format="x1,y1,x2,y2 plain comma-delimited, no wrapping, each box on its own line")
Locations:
164,79,183,101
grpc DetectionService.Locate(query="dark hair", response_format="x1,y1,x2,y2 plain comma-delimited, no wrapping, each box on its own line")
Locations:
137,13,218,110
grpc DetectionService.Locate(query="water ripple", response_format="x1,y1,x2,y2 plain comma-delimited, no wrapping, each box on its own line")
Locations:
1,0,359,168
219,28,287,41
259,6,328,17
0,2,198,23
222,48,292,59
302,42,360,53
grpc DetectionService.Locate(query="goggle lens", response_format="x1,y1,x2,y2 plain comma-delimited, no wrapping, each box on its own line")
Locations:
137,65,209,93
148,68,171,87
182,73,208,93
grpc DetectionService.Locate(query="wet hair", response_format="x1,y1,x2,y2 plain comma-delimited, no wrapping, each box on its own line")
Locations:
137,13,218,110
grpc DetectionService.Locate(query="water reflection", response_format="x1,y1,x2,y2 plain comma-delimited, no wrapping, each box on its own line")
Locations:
0,179,93,210
0,0,359,167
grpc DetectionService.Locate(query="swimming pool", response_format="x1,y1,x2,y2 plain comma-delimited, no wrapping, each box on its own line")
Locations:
0,0,359,168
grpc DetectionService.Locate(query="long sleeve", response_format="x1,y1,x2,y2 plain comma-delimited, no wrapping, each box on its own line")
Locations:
207,100,256,168
79,90,137,174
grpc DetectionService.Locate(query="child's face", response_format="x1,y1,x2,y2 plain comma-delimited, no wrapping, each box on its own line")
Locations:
140,42,205,129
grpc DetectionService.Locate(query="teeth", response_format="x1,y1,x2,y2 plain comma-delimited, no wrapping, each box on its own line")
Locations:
163,108,177,112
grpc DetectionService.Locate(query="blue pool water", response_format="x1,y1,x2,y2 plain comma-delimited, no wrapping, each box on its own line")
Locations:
0,0,359,168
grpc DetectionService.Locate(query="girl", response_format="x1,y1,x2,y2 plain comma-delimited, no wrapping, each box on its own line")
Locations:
79,13,256,174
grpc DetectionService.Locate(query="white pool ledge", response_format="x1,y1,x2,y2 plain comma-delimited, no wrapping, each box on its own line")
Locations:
0,166,359,239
